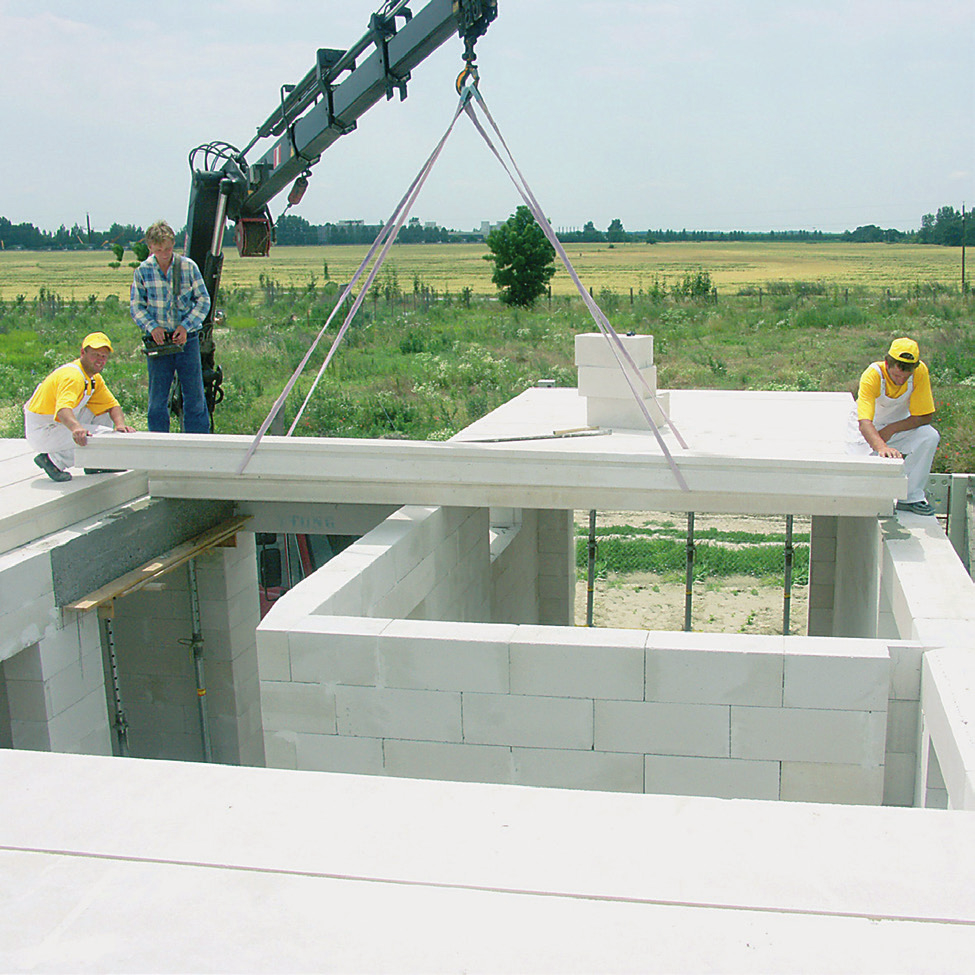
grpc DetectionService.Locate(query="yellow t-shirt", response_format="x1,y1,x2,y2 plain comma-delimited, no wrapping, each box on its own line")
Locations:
25,360,119,419
856,360,935,421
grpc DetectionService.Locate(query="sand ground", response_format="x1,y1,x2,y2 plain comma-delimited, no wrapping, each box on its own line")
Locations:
572,510,809,635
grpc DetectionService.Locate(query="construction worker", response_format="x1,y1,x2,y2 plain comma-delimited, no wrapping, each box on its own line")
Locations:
848,336,939,515
130,220,210,433
24,331,135,482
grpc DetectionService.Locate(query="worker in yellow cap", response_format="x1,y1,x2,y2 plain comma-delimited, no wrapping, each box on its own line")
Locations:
23,332,135,482
847,337,939,515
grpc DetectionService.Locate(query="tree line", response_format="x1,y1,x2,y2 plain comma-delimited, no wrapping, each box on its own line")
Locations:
2,205,971,251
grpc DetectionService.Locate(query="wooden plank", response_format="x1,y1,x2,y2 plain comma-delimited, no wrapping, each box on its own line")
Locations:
66,515,251,612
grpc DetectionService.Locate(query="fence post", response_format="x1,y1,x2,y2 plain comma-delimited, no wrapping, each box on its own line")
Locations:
586,509,597,627
684,512,695,631
783,515,794,635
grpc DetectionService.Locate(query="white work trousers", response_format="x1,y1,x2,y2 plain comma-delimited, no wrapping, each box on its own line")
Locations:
23,405,113,472
883,424,940,503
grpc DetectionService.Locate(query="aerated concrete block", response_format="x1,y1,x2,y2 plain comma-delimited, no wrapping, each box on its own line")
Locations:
510,625,645,700
645,645,783,707
586,394,671,432
380,620,513,693
384,739,513,784
261,680,337,735
887,643,924,701
512,747,643,793
780,761,885,805
255,629,291,682
644,755,781,800
294,732,384,774
289,616,385,686
883,752,917,807
885,699,920,754
595,700,730,757
264,730,297,769
0,550,52,617
463,693,593,750
731,706,886,765
46,686,111,754
783,641,889,711
334,685,462,743
577,364,659,400
574,332,654,369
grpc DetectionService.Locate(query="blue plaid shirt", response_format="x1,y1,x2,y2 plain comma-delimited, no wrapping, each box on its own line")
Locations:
130,254,211,336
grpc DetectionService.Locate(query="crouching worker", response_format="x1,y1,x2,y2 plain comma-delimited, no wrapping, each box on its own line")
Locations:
24,331,135,482
848,337,940,516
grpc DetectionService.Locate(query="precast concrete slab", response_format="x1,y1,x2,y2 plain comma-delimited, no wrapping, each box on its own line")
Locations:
75,389,905,516
0,748,973,973
0,438,147,555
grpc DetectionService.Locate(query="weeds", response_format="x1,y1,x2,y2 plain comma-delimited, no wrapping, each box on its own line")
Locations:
1,272,973,467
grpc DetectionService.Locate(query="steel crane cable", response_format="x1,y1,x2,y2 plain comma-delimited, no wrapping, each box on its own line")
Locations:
236,91,470,474
238,81,690,493
460,85,690,491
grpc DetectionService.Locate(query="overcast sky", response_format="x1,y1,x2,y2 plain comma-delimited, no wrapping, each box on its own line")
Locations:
2,0,972,235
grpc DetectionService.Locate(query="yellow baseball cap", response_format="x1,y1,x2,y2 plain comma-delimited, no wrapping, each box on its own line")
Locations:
82,332,113,351
888,337,919,363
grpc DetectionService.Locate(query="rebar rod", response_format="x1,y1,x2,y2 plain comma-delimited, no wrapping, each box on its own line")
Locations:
102,614,129,757
783,514,794,635
586,510,597,627
684,512,695,632
186,559,213,763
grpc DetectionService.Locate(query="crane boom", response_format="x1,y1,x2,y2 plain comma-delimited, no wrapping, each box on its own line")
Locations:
179,0,497,427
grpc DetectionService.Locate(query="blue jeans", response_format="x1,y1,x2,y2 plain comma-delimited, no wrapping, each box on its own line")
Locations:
146,332,210,433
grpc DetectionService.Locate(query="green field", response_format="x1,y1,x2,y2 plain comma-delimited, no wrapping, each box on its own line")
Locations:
0,241,965,301
1,242,973,474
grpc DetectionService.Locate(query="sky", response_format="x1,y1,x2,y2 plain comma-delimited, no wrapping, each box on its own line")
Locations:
1,0,972,236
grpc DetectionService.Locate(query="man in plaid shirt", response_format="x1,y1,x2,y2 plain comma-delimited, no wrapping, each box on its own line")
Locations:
130,220,211,433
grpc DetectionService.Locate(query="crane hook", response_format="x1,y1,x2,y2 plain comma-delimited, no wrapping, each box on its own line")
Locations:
455,60,479,95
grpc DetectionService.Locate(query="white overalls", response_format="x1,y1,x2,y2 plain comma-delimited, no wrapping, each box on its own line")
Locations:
847,363,939,503
23,364,114,472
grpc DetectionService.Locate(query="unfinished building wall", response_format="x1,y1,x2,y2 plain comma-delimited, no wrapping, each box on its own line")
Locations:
490,509,540,624
537,509,575,625
109,534,262,764
807,515,837,636
1,613,112,755
833,516,882,637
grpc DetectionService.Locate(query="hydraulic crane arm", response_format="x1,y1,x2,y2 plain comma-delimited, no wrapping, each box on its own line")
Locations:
186,0,497,267
180,0,497,427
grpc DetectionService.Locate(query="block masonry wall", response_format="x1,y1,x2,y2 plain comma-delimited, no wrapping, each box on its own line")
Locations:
258,503,891,803
108,534,264,765
1,612,112,755
0,534,112,755
260,614,891,802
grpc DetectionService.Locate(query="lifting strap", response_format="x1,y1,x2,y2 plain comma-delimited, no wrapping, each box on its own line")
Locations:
238,83,689,492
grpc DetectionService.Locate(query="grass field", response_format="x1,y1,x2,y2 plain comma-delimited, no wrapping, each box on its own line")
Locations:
2,242,973,472
0,241,966,301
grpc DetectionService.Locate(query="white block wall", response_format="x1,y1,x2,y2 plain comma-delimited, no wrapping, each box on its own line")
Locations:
110,535,263,764
876,511,975,808
833,515,881,637
1,613,112,755
808,515,836,637
0,535,114,754
260,609,891,802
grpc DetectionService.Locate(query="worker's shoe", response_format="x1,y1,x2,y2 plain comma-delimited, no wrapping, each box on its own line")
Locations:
84,468,121,475
34,453,72,482
896,499,935,516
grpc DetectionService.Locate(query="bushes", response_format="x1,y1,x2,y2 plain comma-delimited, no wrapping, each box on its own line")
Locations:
2,277,975,471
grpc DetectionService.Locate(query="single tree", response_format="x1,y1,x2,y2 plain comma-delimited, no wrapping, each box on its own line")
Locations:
606,218,626,243
484,205,556,307
581,220,604,242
